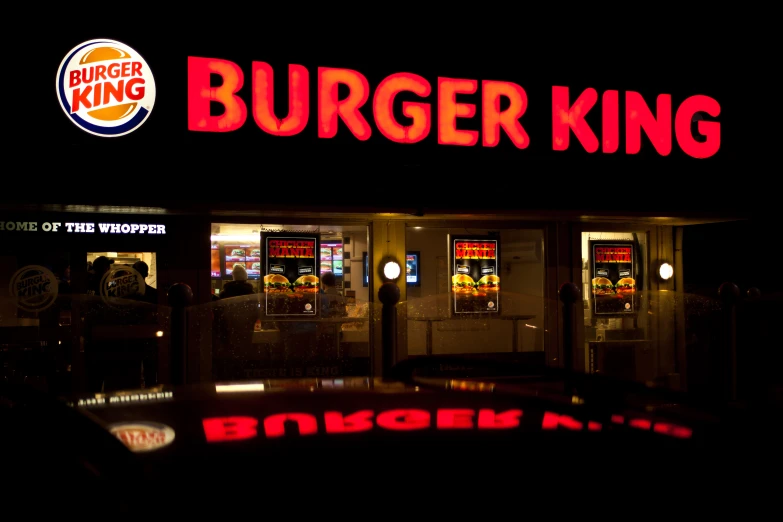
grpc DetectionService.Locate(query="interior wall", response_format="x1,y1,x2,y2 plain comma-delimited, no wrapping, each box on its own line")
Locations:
345,231,369,303
405,226,545,355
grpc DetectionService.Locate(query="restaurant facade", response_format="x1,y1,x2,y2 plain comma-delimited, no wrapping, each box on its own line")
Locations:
1,25,747,394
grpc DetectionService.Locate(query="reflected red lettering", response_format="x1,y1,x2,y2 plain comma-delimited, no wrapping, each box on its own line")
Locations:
477,409,523,429
376,409,430,431
324,410,374,433
203,416,258,442
263,413,318,438
542,412,583,430
437,409,474,429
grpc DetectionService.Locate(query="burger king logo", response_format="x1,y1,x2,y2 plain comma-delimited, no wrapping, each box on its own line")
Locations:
100,265,145,306
9,265,59,313
109,422,175,453
56,39,156,137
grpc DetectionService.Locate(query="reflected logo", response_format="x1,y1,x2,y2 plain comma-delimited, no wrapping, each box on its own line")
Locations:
56,39,156,137
100,266,145,306
9,265,58,312
109,422,175,453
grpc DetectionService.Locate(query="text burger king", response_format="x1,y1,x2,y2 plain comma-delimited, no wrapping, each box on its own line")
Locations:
56,39,156,137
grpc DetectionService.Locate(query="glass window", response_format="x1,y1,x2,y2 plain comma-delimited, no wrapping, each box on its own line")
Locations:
200,223,372,381
405,226,545,356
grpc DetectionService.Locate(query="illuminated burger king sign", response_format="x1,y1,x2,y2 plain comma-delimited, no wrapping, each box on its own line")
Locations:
56,39,156,137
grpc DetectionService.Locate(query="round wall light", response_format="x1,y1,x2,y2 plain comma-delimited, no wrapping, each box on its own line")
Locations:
383,260,401,281
658,262,674,281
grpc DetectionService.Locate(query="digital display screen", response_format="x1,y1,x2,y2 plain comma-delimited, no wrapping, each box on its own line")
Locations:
406,251,420,286
363,252,369,287
223,245,260,279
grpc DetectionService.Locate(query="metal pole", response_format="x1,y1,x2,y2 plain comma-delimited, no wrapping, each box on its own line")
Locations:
559,282,581,389
378,281,400,379
718,282,739,403
167,283,193,386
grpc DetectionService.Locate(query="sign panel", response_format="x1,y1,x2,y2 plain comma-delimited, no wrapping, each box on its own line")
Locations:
263,233,319,316
450,236,499,314
589,240,637,315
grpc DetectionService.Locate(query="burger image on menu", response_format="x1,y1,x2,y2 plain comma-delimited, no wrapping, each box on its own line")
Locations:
264,274,291,293
452,274,476,294
293,275,320,294
614,277,636,295
476,274,500,295
592,277,615,296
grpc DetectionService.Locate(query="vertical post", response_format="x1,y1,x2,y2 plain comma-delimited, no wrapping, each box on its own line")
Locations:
559,282,581,379
718,282,739,403
378,281,400,379
167,283,193,386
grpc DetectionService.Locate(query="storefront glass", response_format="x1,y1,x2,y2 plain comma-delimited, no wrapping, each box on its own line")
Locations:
1,217,171,396
404,225,546,356
191,222,373,380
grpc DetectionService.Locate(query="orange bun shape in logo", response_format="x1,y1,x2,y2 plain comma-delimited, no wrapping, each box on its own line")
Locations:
56,39,156,137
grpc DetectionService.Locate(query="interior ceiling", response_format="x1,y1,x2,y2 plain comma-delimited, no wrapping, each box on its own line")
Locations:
211,223,368,235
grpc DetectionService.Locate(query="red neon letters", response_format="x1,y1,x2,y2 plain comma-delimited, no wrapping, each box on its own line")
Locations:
552,86,719,158
252,62,309,136
187,57,720,158
373,73,431,143
202,408,691,442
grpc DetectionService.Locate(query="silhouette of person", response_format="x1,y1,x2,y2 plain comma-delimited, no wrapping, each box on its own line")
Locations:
221,264,254,299
87,256,114,296
132,260,159,305
52,260,71,295
320,271,346,317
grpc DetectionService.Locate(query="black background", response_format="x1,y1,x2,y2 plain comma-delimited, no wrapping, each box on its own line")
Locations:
9,10,769,218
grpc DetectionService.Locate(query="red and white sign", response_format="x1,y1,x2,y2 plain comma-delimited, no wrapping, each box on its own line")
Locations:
109,422,176,452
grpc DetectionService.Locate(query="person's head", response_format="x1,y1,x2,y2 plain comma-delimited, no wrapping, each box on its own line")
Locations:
92,256,114,276
232,264,248,281
321,271,336,288
53,260,70,281
132,260,149,279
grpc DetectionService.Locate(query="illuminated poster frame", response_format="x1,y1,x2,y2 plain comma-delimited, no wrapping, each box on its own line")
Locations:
588,239,638,316
448,234,500,315
262,232,320,317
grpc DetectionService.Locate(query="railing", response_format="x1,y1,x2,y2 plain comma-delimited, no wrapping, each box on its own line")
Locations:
2,278,770,404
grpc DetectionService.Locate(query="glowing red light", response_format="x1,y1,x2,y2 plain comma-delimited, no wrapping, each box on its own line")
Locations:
477,408,523,429
252,62,309,136
187,57,247,132
318,67,372,140
376,409,430,431
653,422,693,439
437,78,478,146
481,81,529,149
372,73,431,143
675,95,721,159
201,409,694,443
263,413,318,438
185,58,721,158
436,408,475,429
626,92,672,156
542,412,583,431
601,90,619,153
552,86,599,153
202,416,258,442
324,410,374,433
